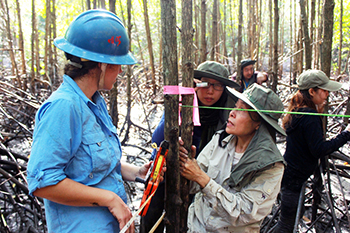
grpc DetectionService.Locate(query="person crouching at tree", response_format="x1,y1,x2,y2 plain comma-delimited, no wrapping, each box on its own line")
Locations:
179,83,286,232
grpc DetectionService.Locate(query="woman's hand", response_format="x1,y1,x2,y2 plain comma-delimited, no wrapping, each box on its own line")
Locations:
179,139,210,188
107,193,135,233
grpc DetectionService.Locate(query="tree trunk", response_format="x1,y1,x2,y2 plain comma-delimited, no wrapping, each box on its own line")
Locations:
223,0,227,65
320,0,334,76
310,0,316,68
86,0,91,9
44,0,51,83
161,0,180,232
121,0,133,144
337,0,343,75
237,0,243,81
180,0,194,231
15,0,26,79
194,0,199,65
272,0,279,92
315,0,322,69
300,0,312,70
200,0,206,63
52,0,57,85
230,0,236,72
268,0,273,75
289,0,293,86
142,0,156,95
211,0,218,61
109,0,116,13
118,0,125,25
2,0,20,88
31,0,36,93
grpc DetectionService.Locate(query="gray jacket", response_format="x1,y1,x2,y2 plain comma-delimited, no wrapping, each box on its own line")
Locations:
188,124,285,233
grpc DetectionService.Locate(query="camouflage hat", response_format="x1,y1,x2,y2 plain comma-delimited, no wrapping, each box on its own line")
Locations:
226,83,286,136
297,69,343,91
194,61,240,89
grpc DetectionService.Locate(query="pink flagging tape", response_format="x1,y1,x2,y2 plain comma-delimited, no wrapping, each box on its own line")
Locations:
163,86,200,126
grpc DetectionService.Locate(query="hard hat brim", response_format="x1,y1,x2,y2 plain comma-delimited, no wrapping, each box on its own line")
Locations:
54,37,138,65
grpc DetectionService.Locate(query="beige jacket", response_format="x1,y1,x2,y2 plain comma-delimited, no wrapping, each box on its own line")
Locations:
188,126,284,233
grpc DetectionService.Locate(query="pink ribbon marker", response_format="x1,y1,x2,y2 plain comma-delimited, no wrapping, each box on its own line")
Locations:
163,86,200,126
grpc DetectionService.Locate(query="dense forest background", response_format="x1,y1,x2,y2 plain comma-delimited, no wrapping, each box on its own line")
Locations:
1,0,350,232
1,0,350,90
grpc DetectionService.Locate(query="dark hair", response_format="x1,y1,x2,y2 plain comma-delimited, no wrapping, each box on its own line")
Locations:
64,53,99,80
282,88,319,129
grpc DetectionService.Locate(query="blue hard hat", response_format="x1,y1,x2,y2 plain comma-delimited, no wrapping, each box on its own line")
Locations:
54,9,137,65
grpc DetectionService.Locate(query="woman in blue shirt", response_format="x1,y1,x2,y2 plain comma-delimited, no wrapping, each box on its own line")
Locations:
27,10,164,233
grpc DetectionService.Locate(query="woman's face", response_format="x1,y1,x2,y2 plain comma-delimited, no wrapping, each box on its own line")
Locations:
101,64,122,90
310,88,329,106
196,78,224,106
226,99,260,137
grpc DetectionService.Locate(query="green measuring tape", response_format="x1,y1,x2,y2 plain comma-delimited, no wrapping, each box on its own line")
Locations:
181,105,350,118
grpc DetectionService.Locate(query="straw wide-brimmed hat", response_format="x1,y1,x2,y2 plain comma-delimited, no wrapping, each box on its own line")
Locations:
297,69,343,91
226,83,286,136
194,61,240,90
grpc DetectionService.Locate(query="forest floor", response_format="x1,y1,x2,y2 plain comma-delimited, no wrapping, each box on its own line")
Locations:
1,69,350,232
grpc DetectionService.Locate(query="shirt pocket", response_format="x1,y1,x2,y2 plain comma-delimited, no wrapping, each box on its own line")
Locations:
81,132,113,173
206,166,220,181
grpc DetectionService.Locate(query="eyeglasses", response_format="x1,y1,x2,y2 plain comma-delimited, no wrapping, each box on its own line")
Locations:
196,82,225,91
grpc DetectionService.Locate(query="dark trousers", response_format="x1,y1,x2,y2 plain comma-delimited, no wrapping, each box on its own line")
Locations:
273,187,301,233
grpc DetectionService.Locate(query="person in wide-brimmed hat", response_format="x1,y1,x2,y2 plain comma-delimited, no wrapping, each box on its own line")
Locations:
273,69,350,233
232,59,269,92
179,83,286,232
140,61,240,233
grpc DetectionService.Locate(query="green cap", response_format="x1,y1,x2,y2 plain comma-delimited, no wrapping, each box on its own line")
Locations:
194,61,240,90
297,69,343,91
226,83,286,136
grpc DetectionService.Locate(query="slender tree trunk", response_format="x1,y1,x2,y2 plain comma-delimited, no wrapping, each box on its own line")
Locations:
337,0,343,75
272,0,279,92
118,0,125,24
320,0,334,76
211,0,218,61
230,0,236,72
161,0,180,231
247,0,252,57
289,0,293,85
194,0,199,65
86,0,91,9
223,0,227,64
300,0,311,69
121,0,133,144
237,0,243,80
2,0,20,88
315,0,322,69
31,0,36,93
109,0,116,13
180,0,193,231
268,0,273,75
44,0,51,82
142,0,156,94
15,0,26,78
256,0,262,66
52,0,57,85
310,0,316,69
200,0,206,63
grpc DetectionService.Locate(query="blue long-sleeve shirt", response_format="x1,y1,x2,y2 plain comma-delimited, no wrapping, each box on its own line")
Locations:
27,75,126,232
